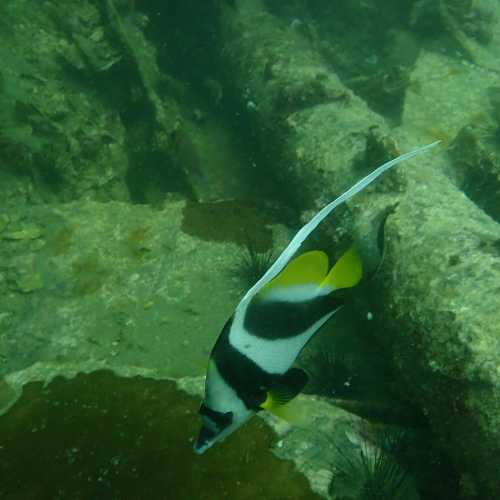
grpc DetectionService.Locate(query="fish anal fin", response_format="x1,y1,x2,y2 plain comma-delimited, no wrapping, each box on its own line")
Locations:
321,246,362,290
264,397,310,425
261,367,309,410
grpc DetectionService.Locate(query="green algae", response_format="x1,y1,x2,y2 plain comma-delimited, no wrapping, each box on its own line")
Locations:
0,370,320,500
236,239,276,288
50,226,76,256
126,224,153,260
182,200,277,251
71,254,109,295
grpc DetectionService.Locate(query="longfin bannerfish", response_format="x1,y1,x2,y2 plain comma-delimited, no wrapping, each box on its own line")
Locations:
193,141,440,455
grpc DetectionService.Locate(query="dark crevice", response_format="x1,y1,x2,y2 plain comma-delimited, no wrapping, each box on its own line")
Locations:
449,125,500,223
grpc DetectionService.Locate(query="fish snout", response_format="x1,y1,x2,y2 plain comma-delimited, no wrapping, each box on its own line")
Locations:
193,424,216,455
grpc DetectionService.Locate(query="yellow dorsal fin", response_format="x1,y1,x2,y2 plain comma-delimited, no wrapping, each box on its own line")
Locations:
259,250,329,296
321,246,362,289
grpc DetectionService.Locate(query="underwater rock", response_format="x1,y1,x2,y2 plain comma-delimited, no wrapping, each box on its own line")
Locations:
397,47,500,497
410,0,494,61
0,199,288,379
403,50,498,146
218,0,396,211
2,226,43,241
1,0,286,208
6,254,44,294
447,124,500,222
366,154,500,499
0,0,131,203
1,0,233,205
103,0,178,132
0,366,322,500
0,215,10,234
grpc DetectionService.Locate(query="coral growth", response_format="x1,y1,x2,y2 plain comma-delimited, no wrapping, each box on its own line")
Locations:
182,200,276,250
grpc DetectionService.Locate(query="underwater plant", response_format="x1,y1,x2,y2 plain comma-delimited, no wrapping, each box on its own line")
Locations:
330,427,413,500
235,237,275,287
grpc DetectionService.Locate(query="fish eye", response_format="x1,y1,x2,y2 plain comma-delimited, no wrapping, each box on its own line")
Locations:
221,411,233,426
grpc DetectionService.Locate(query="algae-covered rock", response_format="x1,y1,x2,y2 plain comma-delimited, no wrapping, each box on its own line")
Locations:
447,124,500,222
0,368,321,500
0,0,130,203
410,0,494,62
376,165,500,499
402,50,498,146
391,40,500,498
0,199,288,378
218,0,395,211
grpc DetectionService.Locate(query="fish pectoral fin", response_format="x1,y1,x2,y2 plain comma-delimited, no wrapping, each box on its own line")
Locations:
261,367,309,410
321,245,362,290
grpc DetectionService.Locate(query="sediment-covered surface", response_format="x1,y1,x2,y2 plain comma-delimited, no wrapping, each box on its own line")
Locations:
0,199,288,377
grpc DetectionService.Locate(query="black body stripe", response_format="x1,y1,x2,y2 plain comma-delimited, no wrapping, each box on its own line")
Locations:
244,292,344,339
211,317,271,410
199,404,232,427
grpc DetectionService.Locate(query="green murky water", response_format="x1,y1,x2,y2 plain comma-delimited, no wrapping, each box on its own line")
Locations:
1,1,499,499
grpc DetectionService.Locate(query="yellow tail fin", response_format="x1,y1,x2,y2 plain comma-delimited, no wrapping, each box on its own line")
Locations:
321,246,362,289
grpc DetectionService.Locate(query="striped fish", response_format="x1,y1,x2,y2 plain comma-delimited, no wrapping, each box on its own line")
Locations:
193,141,439,455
